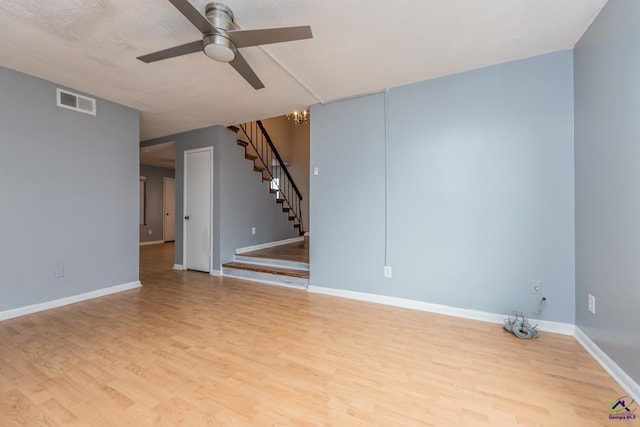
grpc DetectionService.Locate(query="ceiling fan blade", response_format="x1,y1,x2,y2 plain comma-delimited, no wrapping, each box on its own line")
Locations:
168,0,216,34
229,51,265,90
228,26,312,48
137,40,203,63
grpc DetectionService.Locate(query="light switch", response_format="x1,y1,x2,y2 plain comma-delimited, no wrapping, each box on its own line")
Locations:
313,166,318,176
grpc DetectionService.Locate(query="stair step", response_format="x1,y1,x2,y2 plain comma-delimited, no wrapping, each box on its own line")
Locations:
253,164,266,172
269,188,277,194
228,125,240,133
276,198,285,204
245,153,258,161
222,261,309,290
236,139,248,147
262,175,271,182
234,255,309,272
223,261,308,278
282,207,290,212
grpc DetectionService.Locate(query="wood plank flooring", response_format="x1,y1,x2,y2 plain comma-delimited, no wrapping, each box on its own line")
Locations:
240,237,309,264
0,242,633,426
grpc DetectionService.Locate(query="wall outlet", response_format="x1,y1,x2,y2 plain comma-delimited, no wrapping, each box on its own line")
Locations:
383,265,392,278
55,266,64,278
251,227,256,235
531,281,542,294
588,293,596,314
148,229,152,235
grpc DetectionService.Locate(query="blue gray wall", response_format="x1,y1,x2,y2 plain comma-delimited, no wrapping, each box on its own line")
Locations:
0,66,140,312
143,125,298,270
311,51,575,323
139,165,175,243
574,0,640,383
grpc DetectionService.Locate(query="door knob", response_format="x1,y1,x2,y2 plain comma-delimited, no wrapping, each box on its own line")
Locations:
165,213,169,216
184,215,190,220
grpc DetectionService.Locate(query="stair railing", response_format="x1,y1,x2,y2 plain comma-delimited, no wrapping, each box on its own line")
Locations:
238,120,304,234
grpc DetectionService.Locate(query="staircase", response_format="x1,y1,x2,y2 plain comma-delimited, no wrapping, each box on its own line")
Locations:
223,121,308,288
222,252,309,289
228,121,305,235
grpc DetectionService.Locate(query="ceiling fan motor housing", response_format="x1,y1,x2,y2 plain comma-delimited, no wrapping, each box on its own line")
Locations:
203,2,236,62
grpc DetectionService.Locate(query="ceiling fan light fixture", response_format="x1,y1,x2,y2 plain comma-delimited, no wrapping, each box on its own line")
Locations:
136,0,313,90
203,34,236,62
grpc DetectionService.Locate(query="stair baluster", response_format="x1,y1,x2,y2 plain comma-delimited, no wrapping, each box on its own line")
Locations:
237,120,304,235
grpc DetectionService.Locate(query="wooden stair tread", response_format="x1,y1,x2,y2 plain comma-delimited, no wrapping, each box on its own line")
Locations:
245,153,258,161
227,125,239,133
236,139,248,147
222,262,309,279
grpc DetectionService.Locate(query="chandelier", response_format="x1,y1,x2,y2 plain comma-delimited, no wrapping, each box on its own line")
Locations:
286,109,310,125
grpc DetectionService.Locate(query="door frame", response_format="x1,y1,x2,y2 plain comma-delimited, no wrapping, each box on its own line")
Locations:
162,177,176,242
183,147,213,272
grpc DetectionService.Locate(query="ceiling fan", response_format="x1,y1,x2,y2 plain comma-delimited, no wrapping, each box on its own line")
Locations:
137,0,313,90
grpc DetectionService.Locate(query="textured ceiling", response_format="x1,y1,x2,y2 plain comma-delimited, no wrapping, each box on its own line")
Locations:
140,141,175,168
0,0,607,140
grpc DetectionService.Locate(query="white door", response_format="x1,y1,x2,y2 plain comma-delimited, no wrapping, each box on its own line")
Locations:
184,148,212,272
163,177,176,242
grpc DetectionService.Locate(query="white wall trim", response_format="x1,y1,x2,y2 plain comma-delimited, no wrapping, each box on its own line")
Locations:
0,281,142,321
306,286,640,397
210,269,221,277
235,236,304,254
225,272,307,291
173,264,185,270
574,327,640,402
139,240,164,246
307,286,575,335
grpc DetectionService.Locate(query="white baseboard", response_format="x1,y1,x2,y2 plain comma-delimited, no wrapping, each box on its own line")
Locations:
173,264,185,270
574,327,640,402
224,272,308,291
139,240,164,246
306,286,639,400
235,236,304,254
306,286,574,336
0,281,142,321
210,269,221,277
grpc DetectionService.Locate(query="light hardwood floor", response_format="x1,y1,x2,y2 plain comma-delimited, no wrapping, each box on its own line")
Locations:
240,238,309,264
0,243,632,426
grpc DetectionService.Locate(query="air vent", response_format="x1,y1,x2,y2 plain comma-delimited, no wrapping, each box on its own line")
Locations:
56,88,96,116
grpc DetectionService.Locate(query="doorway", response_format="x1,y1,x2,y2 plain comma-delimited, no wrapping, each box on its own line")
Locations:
183,147,213,272
163,177,176,242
